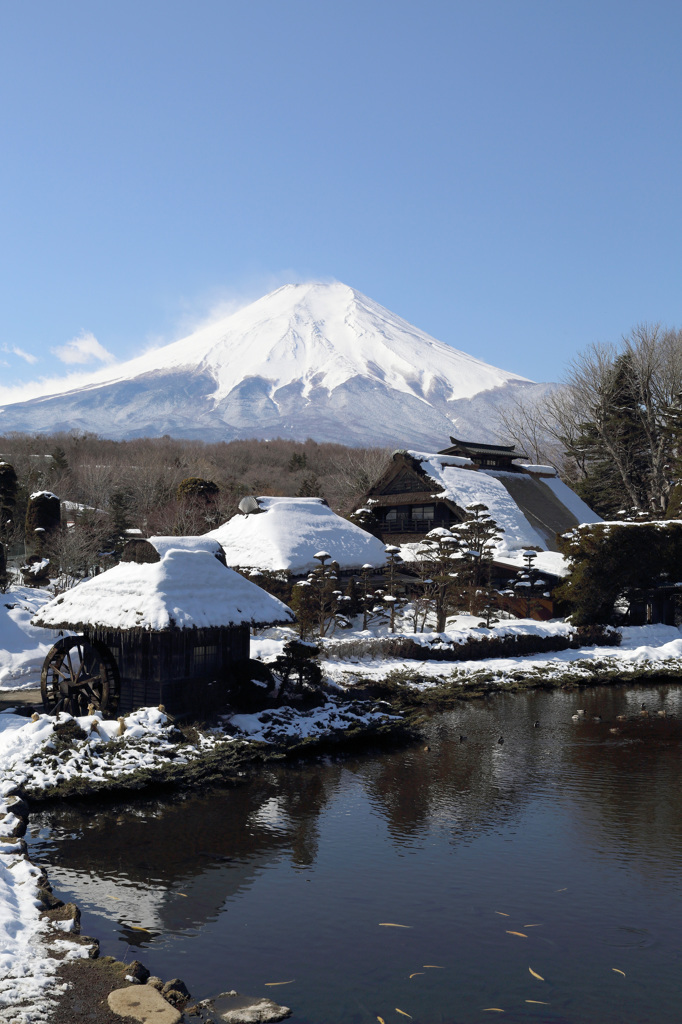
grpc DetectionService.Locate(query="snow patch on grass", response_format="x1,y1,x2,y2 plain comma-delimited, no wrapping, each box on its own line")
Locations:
0,586,61,691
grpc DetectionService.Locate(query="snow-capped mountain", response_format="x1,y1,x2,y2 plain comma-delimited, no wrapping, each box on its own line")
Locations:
0,282,548,447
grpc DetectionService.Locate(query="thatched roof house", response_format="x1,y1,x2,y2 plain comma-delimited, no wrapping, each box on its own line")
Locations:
364,448,601,567
207,496,386,575
33,546,294,716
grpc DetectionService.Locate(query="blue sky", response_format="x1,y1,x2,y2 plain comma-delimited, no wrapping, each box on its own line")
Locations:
1,0,681,399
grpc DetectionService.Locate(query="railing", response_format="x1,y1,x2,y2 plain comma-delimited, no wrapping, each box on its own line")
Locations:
380,518,454,533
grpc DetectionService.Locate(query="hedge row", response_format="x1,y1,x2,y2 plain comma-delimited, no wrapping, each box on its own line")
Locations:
325,625,621,663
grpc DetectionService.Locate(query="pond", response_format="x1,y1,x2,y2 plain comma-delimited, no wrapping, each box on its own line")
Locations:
28,683,682,1024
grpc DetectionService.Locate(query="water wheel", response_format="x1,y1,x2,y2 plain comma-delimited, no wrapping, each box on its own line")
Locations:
40,635,119,717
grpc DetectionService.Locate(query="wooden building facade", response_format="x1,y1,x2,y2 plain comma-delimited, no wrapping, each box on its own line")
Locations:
33,541,294,718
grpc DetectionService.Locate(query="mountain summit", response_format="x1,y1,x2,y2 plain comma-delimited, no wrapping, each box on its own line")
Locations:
0,282,546,446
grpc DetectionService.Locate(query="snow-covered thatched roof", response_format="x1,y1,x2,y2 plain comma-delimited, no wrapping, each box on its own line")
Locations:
147,534,225,559
405,451,601,554
207,496,387,574
32,548,294,632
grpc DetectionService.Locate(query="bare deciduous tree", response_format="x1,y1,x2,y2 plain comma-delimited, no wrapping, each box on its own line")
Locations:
499,324,682,516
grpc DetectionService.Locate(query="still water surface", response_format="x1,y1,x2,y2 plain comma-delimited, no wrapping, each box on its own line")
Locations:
29,684,682,1023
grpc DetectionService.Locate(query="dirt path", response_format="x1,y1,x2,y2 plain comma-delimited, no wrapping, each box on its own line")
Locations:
0,688,42,714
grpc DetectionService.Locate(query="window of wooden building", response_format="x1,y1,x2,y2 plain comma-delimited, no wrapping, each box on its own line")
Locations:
192,644,220,673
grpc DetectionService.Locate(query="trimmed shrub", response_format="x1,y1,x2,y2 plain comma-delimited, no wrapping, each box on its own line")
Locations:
323,624,620,663
556,520,682,624
25,491,61,556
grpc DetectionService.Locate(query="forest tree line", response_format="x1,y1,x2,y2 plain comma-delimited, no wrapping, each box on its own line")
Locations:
0,432,391,568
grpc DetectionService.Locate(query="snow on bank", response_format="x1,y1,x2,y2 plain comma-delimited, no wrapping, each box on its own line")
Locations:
0,707,211,797
228,697,399,744
0,761,97,1023
0,834,70,1024
0,697,400,800
0,587,59,691
316,622,682,689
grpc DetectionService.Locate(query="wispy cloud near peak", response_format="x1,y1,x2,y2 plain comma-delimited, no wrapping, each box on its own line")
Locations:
51,331,116,365
2,343,38,365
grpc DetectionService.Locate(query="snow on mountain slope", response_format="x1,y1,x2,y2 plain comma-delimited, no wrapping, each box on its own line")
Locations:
0,282,546,447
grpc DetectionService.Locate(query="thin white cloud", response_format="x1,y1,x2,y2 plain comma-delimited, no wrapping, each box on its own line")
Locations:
2,343,38,365
52,331,116,365
168,269,305,341
0,366,120,405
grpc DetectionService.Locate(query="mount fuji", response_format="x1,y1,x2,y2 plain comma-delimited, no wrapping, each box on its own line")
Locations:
0,282,548,448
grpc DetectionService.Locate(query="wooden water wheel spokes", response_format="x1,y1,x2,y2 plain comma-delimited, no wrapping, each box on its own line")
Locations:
41,635,119,717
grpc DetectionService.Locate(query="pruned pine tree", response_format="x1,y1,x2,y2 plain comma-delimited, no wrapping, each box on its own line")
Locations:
383,545,405,633
513,550,549,620
290,552,344,638
414,527,461,632
348,503,384,540
451,503,504,616
358,563,386,630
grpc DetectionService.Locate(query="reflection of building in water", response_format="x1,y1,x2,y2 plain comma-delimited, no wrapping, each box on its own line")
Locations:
345,697,562,846
30,763,345,937
32,688,682,941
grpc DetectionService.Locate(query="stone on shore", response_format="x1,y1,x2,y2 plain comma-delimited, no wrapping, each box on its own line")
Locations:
108,983,182,1023
194,990,292,1023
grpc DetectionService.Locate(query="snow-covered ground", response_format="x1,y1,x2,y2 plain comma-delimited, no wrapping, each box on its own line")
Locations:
323,621,682,688
252,616,682,691
0,712,98,1024
0,830,83,1024
0,587,60,691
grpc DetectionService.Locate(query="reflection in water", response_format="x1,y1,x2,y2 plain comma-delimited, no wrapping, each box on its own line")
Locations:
29,684,682,1024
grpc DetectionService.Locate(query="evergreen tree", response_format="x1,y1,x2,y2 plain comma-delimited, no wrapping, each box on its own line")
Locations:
109,489,136,539
290,552,344,637
557,521,682,624
568,352,656,517
414,527,461,632
451,503,504,614
176,477,219,502
383,545,405,633
50,446,69,472
297,474,321,497
288,451,307,471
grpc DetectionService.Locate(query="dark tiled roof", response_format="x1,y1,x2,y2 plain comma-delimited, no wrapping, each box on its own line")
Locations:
439,436,524,458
